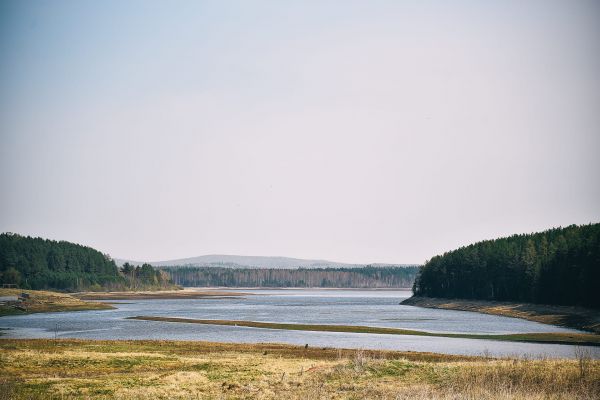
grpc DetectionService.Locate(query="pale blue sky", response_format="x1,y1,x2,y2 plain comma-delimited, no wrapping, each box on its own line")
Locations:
1,1,599,263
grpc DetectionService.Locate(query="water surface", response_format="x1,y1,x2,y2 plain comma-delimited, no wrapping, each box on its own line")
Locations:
1,289,597,359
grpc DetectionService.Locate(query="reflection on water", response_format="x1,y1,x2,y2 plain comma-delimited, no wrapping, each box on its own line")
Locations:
1,288,598,359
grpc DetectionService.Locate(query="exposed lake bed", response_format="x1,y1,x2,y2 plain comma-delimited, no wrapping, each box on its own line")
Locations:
402,296,600,333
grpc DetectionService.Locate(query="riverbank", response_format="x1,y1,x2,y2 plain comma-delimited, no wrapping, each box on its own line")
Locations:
0,289,113,317
128,316,600,346
401,296,600,334
72,288,248,300
0,339,598,399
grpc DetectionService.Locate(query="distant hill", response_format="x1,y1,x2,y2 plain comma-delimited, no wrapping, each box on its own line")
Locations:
114,255,416,269
0,233,417,290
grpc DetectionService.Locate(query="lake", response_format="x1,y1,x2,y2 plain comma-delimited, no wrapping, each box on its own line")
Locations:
2,288,598,359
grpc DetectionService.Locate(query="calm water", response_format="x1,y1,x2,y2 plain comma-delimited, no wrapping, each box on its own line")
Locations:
1,289,598,359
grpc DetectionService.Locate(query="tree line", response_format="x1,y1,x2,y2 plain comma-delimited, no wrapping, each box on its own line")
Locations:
412,223,600,309
119,262,172,290
163,265,419,288
0,233,173,291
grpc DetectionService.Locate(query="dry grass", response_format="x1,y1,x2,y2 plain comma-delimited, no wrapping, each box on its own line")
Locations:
0,339,598,399
0,289,113,317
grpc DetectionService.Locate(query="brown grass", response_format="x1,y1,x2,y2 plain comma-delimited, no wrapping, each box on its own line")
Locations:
0,339,598,399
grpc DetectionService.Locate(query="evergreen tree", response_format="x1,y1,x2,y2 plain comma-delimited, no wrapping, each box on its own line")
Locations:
0,233,173,291
413,223,600,309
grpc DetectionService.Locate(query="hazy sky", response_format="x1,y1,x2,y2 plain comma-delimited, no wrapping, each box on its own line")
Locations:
1,1,599,264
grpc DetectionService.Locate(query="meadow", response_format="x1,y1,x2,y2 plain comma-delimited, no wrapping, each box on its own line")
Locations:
0,339,598,399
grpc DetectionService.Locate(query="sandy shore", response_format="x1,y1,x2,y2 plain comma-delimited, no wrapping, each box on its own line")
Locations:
402,296,600,334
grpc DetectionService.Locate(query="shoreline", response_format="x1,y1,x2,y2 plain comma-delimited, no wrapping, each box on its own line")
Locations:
72,288,249,300
181,286,413,290
0,288,114,317
0,338,475,362
128,316,600,346
401,296,600,334
71,287,413,300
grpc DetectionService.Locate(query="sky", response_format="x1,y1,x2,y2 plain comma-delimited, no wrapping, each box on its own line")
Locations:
1,1,599,264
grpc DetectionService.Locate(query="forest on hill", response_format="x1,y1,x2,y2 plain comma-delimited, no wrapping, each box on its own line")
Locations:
0,233,172,291
412,223,600,309
163,265,419,288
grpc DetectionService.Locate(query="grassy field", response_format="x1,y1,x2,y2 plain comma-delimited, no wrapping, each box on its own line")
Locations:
0,339,598,399
128,316,600,346
0,289,113,317
402,296,600,334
